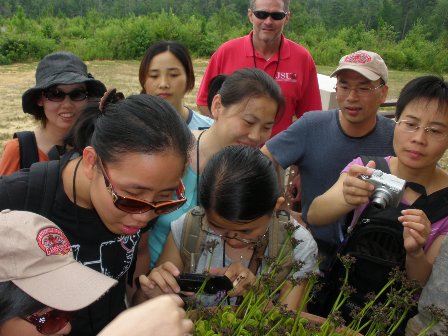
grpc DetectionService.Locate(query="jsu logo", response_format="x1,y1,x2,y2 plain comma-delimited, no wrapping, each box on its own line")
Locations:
275,72,297,82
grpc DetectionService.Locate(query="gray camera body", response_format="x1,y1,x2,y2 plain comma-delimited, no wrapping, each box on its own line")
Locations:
359,170,406,208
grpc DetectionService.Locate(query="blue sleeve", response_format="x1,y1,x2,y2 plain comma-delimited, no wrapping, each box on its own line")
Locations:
266,113,311,169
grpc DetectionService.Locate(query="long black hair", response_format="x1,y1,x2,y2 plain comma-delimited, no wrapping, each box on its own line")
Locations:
200,145,280,221
69,94,194,165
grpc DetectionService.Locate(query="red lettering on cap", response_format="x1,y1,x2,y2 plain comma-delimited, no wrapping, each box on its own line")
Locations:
344,52,372,64
37,227,71,256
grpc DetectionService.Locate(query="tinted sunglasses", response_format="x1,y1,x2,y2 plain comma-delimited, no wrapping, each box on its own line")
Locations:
98,158,187,214
23,309,73,335
252,10,287,20
44,88,88,102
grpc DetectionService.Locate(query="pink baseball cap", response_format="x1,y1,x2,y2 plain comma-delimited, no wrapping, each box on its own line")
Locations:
330,50,388,83
0,210,117,311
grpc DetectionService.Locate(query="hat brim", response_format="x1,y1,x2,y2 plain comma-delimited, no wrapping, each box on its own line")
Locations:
12,260,117,311
330,65,382,82
22,72,106,116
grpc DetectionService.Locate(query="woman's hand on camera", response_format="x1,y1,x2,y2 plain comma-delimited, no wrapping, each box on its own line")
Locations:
399,208,431,257
139,262,181,299
209,261,256,297
343,163,375,207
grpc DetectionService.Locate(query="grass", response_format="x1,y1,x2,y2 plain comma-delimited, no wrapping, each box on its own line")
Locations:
0,59,446,168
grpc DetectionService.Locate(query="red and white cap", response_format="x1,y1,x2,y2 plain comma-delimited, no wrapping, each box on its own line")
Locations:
0,210,117,311
330,50,388,83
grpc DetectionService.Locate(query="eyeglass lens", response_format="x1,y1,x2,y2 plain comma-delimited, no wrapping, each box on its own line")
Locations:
25,309,73,335
253,10,287,20
202,217,266,244
44,89,88,102
335,83,383,97
396,120,447,138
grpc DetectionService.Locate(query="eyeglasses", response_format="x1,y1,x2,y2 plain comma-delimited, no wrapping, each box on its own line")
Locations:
252,10,287,20
23,309,73,335
335,83,384,98
98,157,187,214
44,88,88,102
395,119,448,139
200,215,269,245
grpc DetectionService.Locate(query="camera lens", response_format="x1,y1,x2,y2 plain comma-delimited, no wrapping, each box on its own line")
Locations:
370,187,393,209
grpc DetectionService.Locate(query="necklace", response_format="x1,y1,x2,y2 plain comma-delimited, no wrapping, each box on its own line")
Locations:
251,36,282,79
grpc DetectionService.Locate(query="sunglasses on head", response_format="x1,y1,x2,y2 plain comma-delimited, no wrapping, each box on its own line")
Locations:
23,309,73,335
44,88,88,102
252,10,287,20
98,158,187,214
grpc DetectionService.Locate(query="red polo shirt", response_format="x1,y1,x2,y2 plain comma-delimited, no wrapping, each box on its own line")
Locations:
196,32,322,136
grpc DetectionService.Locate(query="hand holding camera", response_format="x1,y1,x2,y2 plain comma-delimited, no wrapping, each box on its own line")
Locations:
359,169,405,208
343,162,405,209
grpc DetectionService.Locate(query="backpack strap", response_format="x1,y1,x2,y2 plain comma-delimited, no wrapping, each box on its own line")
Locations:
360,155,390,173
180,207,206,272
24,160,60,216
413,187,448,223
13,131,39,169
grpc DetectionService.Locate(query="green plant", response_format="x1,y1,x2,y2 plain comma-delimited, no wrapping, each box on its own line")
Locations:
186,224,446,336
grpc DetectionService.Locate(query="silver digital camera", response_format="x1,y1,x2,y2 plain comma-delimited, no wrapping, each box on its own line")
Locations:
359,170,406,208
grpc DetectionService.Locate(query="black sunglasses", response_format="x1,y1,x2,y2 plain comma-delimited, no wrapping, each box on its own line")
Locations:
252,10,287,20
44,88,89,102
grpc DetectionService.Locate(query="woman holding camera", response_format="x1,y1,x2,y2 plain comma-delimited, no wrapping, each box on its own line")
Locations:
307,75,448,286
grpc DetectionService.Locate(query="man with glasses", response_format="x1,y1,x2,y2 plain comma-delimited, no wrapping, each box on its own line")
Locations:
196,0,322,137
261,50,395,272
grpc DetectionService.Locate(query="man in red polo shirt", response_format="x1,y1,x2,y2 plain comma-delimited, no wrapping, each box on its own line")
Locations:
196,0,322,137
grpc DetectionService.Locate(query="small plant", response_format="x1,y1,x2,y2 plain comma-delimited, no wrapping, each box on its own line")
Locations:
186,223,447,336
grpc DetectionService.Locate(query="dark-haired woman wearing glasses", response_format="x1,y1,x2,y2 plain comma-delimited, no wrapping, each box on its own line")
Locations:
0,52,106,176
0,93,194,335
140,145,317,311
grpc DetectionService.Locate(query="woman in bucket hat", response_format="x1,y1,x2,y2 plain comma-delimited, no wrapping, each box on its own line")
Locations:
0,210,193,336
0,52,106,175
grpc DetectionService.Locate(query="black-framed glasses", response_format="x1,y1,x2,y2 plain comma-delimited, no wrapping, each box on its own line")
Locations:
334,83,384,98
395,119,448,140
44,88,88,102
200,214,269,245
23,309,73,335
252,10,287,20
98,157,187,214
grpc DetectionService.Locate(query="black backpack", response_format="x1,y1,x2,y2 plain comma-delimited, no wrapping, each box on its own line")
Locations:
308,156,448,325
14,131,64,169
